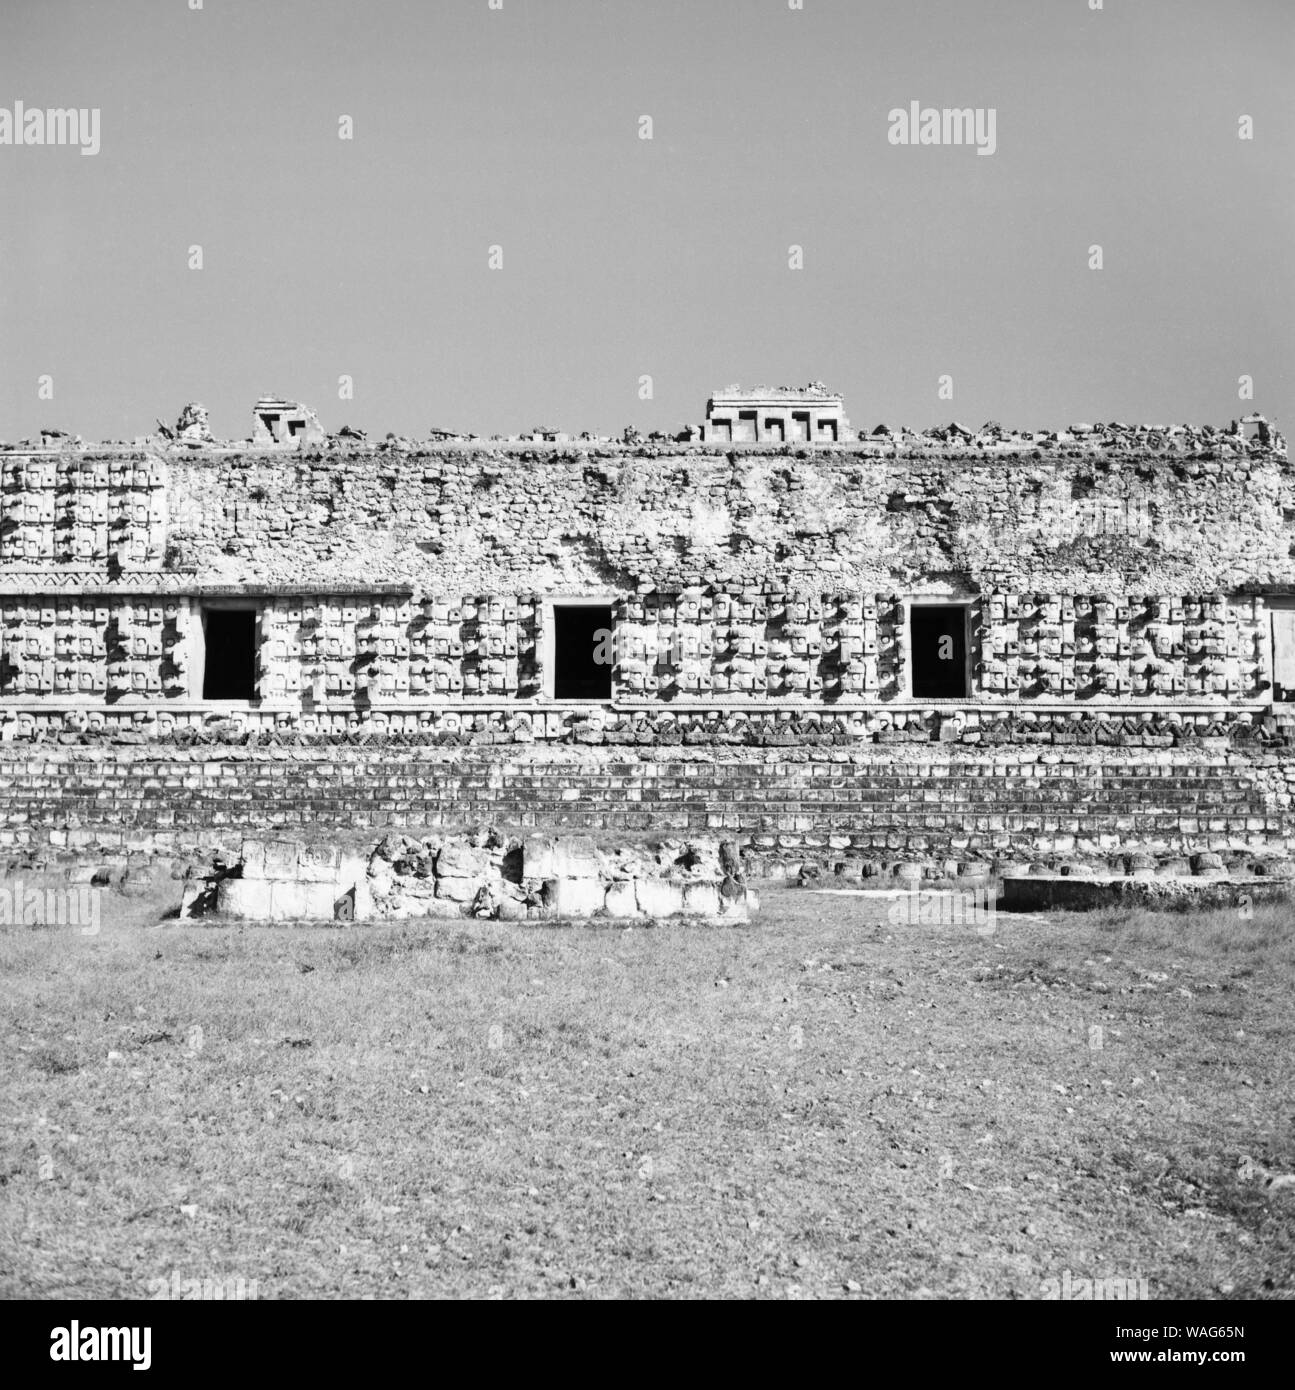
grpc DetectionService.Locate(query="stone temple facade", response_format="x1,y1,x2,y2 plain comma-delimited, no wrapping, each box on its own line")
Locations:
2,392,1294,882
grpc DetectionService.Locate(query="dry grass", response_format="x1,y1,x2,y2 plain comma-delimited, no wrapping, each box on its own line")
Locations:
1,878,1292,1299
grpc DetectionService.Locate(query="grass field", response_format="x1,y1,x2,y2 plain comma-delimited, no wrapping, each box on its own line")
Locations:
2,879,1293,1300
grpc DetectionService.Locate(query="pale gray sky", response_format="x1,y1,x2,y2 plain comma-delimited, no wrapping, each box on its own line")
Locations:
1,0,1291,441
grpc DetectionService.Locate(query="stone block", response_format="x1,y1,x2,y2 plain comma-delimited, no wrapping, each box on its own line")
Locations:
522,834,559,878
297,843,342,883
240,839,266,879
1191,851,1226,878
270,880,339,920
436,842,490,879
241,838,300,880
544,876,605,917
635,878,687,918
524,833,602,879
682,881,720,915
603,880,641,917
435,875,481,903
216,878,274,919
265,840,302,877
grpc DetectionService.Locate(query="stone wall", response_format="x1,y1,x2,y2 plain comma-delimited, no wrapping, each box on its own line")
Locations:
155,434,1295,596
5,430,1287,599
0,430,1291,713
4,739,1294,877
0,455,166,569
196,830,756,923
4,428,1294,868
0,590,1274,707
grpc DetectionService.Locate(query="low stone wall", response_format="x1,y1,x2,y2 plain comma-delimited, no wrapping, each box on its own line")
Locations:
365,830,756,923
186,830,757,924
1001,871,1294,912
199,839,370,922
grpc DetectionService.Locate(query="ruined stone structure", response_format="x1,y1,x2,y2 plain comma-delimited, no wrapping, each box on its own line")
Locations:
250,396,324,449
185,830,758,924
3,394,1295,882
698,382,852,444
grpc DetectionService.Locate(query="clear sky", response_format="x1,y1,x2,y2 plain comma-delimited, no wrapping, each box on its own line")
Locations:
0,0,1291,442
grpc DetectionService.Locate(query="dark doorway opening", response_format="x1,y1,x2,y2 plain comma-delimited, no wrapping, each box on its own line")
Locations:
553,605,612,701
910,605,968,699
203,608,258,700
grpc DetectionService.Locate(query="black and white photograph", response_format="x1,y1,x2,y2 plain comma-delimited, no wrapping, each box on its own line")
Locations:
0,0,1291,1350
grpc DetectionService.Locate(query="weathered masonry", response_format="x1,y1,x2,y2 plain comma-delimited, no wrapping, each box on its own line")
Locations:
696,382,852,445
3,396,1294,874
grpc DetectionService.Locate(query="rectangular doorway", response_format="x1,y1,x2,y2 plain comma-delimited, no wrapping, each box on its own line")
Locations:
909,605,969,699
552,605,613,701
202,608,259,700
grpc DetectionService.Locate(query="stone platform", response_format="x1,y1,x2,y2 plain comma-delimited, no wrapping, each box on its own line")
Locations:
1001,874,1292,912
